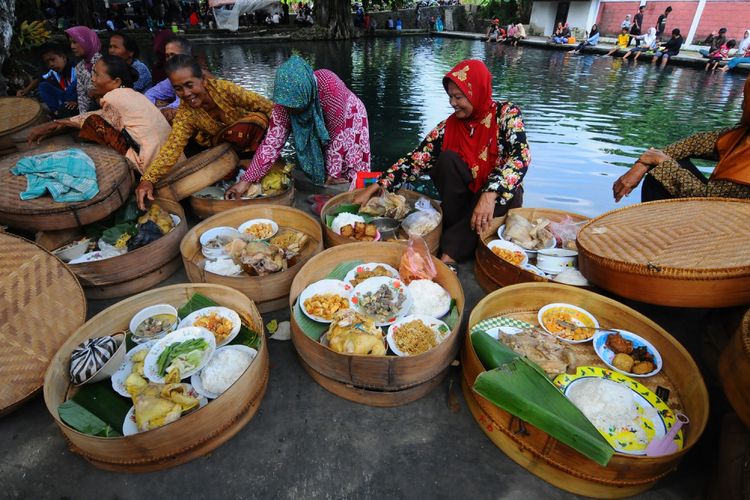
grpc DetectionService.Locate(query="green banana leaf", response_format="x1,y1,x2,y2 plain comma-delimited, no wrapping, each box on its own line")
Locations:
71,381,131,434
58,400,122,437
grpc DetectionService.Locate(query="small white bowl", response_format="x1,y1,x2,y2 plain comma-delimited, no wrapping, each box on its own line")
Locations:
537,248,578,274
538,303,599,344
129,304,179,343
52,239,90,262
237,218,279,241
487,239,529,267
76,333,127,385
200,226,241,260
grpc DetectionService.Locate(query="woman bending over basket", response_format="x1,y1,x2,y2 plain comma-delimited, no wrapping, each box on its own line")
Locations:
27,55,173,176
353,59,530,270
224,55,371,198
135,55,273,210
613,74,750,202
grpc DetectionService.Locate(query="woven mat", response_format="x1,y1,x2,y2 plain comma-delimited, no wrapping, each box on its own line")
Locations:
578,199,750,275
0,97,42,137
154,143,237,188
0,143,130,215
0,233,86,414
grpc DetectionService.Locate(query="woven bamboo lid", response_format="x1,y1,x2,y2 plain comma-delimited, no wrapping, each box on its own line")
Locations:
0,232,86,415
154,143,238,201
0,97,43,138
578,198,750,307
0,143,133,231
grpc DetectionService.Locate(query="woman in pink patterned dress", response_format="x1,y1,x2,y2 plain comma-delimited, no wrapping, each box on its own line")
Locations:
225,56,370,197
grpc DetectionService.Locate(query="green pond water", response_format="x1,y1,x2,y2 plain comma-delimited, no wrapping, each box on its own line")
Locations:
195,36,746,216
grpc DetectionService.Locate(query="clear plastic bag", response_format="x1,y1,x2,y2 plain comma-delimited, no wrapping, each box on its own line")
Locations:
549,216,582,250
402,197,441,237
399,236,437,284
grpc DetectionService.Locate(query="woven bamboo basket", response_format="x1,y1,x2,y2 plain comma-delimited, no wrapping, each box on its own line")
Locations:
462,283,709,498
289,242,465,407
577,198,750,308
719,308,750,428
42,283,268,472
0,232,86,416
0,143,133,231
320,189,443,255
154,144,239,202
0,97,45,151
181,204,323,313
475,208,589,292
12,129,74,152
35,198,187,299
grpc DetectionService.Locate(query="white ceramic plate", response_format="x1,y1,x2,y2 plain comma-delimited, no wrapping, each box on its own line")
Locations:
143,327,216,383
407,280,452,319
593,329,663,378
538,303,599,344
298,279,353,323
387,314,450,356
487,239,529,267
497,224,556,256
343,262,400,286
110,341,156,397
68,251,113,264
200,226,241,260
122,385,207,436
237,218,279,241
178,307,241,347
351,276,413,326
190,345,258,399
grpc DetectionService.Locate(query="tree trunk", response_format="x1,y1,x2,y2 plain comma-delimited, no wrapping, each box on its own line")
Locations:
315,0,353,39
0,0,15,96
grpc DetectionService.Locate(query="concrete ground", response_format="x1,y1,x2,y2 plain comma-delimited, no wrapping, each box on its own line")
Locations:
0,170,737,498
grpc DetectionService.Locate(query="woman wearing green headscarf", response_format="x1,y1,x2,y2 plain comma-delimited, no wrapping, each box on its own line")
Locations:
225,55,371,197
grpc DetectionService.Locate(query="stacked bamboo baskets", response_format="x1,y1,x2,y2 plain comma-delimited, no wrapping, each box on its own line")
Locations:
719,308,750,428
289,242,464,407
43,284,269,472
0,97,46,154
181,205,323,313
154,144,239,202
0,233,86,415
577,198,750,307
320,189,443,254
474,208,589,292
462,283,709,498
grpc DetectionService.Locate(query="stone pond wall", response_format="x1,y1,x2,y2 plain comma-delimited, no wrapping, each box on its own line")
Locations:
367,5,487,33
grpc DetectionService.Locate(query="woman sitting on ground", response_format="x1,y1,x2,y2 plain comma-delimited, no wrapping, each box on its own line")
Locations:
26,55,173,175
706,40,735,71
613,75,750,202
107,31,152,92
65,26,102,113
510,23,526,46
721,33,750,72
353,59,531,271
225,55,371,198
572,24,600,53
652,29,683,67
135,55,273,210
622,27,658,61
551,23,571,44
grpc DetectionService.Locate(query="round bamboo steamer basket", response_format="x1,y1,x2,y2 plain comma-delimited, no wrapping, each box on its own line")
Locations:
43,283,269,472
12,129,74,152
0,143,133,231
320,189,443,255
577,198,750,308
289,242,465,407
0,232,86,415
719,309,750,428
475,208,589,292
35,198,187,299
154,144,239,202
462,282,709,498
181,204,323,313
0,97,45,151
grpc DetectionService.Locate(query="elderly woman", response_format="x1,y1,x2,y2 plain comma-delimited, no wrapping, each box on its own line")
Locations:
353,59,531,271
225,55,371,198
613,75,750,202
65,26,103,113
135,55,273,210
26,55,173,175
107,31,152,92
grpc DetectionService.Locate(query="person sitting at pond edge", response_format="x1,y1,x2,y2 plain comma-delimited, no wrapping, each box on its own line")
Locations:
65,26,102,113
652,29,683,67
108,32,152,93
721,31,750,72
387,17,394,29
622,27,658,61
700,28,727,58
15,42,78,118
572,24,599,54
135,55,273,210
551,23,571,44
26,55,174,176
225,55,371,197
606,27,631,56
511,23,526,46
613,75,750,202
706,40,735,71
353,59,531,269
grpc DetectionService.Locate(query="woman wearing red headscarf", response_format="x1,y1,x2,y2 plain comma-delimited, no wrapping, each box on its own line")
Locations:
354,59,531,270
613,75,750,202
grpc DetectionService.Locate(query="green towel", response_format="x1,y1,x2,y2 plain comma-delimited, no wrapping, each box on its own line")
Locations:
11,148,99,202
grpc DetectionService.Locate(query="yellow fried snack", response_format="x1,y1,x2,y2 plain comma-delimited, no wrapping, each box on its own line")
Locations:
244,223,274,240
193,312,234,344
303,293,350,320
491,247,525,266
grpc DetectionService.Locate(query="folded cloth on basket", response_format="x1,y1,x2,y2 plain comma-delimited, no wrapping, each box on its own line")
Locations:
11,148,99,202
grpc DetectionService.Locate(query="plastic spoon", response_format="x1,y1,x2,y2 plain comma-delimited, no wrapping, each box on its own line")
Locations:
645,412,689,457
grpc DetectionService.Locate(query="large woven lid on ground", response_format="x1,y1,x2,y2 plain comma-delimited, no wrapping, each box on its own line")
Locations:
154,143,238,201
0,97,43,138
577,198,750,307
0,232,86,415
0,143,133,232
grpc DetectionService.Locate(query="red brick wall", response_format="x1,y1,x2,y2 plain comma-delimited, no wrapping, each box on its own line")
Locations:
596,1,697,38
695,1,750,44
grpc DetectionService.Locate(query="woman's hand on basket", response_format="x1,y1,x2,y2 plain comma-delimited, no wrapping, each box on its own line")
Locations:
352,183,380,206
27,122,59,144
471,191,497,234
135,180,155,210
613,162,649,202
225,180,250,200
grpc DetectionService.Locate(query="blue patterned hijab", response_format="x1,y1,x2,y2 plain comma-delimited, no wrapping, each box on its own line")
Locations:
272,56,330,185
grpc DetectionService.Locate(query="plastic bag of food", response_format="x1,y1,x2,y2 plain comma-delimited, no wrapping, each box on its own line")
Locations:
549,216,582,250
399,236,436,284
402,197,441,237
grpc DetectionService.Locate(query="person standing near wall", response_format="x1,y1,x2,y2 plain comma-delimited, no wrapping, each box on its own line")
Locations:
656,6,672,41
629,5,644,47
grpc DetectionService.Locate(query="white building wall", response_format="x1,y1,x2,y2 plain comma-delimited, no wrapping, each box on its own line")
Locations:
567,1,593,31
530,1,559,36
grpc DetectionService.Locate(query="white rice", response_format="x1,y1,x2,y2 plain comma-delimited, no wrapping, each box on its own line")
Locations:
205,258,242,276
331,213,365,235
408,280,451,317
200,349,253,394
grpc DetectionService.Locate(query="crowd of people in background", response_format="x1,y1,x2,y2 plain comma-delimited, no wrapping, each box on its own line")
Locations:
484,18,526,45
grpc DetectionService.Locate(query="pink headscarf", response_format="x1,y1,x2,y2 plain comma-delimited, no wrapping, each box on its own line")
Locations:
65,26,101,70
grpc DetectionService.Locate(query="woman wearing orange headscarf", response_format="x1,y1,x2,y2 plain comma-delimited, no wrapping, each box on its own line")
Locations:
613,75,750,202
354,59,531,270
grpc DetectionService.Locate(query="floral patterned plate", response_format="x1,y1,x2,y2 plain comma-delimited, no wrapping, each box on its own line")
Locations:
350,276,412,326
